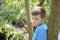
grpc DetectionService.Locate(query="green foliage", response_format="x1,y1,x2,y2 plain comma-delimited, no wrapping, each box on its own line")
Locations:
0,27,26,40
43,0,50,24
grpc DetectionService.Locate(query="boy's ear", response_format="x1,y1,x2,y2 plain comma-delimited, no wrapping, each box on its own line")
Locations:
42,17,45,21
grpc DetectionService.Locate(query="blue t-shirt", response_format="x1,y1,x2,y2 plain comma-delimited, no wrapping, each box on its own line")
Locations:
32,23,48,40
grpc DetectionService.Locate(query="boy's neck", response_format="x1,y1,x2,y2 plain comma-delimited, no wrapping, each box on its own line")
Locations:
38,22,44,27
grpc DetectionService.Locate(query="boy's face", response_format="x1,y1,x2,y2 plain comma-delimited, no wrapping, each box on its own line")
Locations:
31,14,45,27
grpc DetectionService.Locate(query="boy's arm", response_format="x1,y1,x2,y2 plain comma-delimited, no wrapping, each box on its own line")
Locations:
37,28,47,40
32,31,37,40
32,28,47,40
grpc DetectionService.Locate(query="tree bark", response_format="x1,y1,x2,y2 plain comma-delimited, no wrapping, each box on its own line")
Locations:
48,0,60,40
25,0,33,40
0,0,2,5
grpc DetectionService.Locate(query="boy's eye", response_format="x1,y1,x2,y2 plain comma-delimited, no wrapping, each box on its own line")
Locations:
32,18,39,20
35,18,38,20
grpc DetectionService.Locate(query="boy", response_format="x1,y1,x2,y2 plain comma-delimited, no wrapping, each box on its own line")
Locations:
31,6,48,40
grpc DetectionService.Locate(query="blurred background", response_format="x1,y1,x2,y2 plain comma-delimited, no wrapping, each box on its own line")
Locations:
0,0,59,40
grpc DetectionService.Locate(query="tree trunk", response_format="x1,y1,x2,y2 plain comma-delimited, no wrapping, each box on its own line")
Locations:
25,0,33,40
0,0,2,5
48,0,60,40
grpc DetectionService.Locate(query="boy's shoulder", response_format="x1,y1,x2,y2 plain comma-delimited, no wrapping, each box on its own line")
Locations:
36,23,48,31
